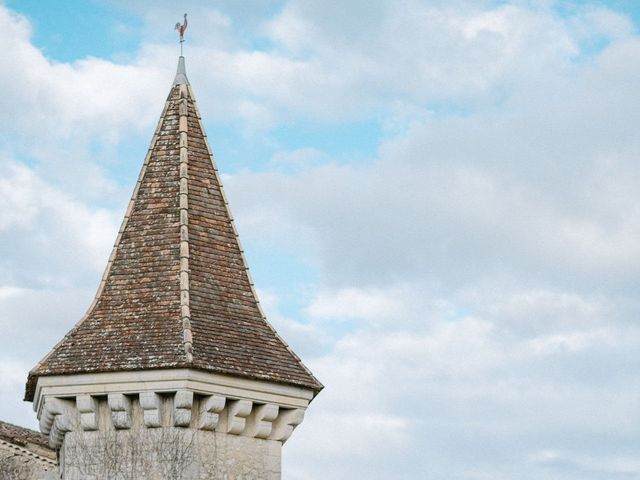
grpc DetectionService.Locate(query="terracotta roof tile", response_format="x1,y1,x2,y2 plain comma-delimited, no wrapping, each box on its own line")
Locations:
25,59,322,401
0,420,51,451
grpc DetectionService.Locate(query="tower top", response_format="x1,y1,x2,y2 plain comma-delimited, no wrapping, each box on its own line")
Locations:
174,55,189,85
25,54,322,402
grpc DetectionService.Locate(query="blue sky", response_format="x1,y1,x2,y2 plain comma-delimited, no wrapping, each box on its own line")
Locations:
1,1,640,479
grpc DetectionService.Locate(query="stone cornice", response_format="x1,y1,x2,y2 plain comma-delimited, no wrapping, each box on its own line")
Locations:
34,369,312,449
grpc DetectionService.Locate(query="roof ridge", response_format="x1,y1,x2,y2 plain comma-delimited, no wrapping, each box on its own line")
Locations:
0,439,57,467
178,83,193,363
186,85,323,388
0,420,49,444
25,92,175,392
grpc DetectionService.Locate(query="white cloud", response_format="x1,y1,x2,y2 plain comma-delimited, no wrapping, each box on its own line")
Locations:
306,287,405,321
222,5,640,478
270,148,331,171
0,287,26,301
527,329,613,354
0,7,166,145
0,360,26,389
0,359,34,427
225,20,640,290
0,161,119,280
568,6,635,43
284,303,640,478
257,289,332,358
0,165,40,230
0,159,117,429
529,450,640,476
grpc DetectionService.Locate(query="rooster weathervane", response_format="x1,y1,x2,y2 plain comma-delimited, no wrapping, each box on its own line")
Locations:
175,13,188,56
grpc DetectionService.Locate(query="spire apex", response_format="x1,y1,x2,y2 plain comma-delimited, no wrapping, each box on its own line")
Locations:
174,55,189,85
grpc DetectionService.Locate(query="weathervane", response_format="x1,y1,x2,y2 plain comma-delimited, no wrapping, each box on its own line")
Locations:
175,13,188,56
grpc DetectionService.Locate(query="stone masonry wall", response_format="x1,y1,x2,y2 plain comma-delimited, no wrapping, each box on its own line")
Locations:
61,428,280,480
0,440,58,480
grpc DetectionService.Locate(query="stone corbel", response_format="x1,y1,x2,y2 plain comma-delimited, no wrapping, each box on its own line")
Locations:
108,393,132,429
269,408,305,443
243,403,279,439
226,399,252,435
198,395,225,430
76,395,98,431
39,397,77,449
173,390,193,427
139,392,162,428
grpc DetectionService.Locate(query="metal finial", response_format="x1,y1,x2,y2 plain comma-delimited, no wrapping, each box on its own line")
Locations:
175,13,188,56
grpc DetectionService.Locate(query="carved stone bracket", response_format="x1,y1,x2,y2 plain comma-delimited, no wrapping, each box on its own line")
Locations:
140,392,162,428
173,390,193,427
76,394,98,431
244,403,279,439
269,408,305,443
226,399,253,435
40,397,76,449
198,395,225,430
108,393,132,430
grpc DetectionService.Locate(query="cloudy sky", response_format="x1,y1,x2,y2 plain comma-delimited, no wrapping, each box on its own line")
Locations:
1,0,640,478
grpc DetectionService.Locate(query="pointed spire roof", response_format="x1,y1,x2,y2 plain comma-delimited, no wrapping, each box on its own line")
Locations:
25,58,322,401
174,56,189,85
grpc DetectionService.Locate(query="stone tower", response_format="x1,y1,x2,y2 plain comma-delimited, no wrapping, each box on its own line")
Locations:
24,56,323,479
